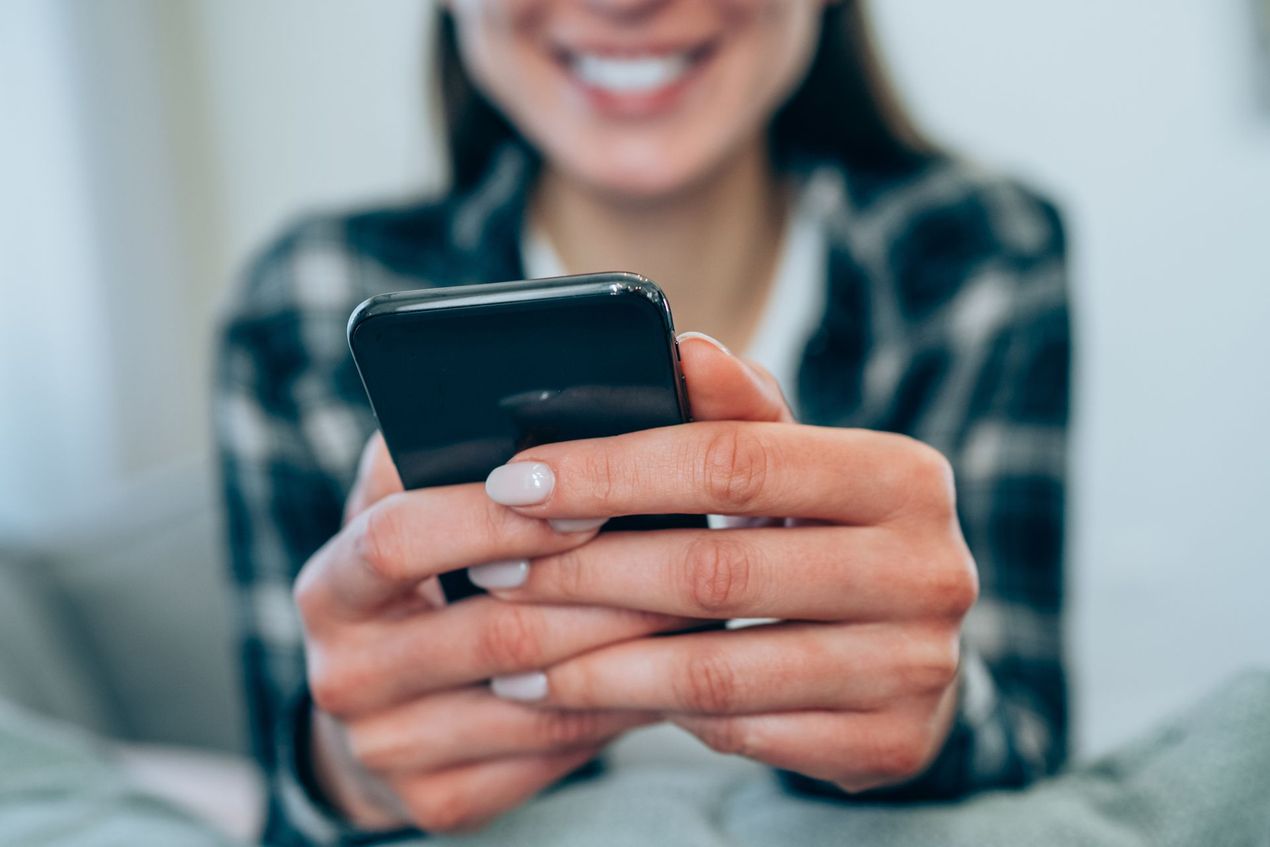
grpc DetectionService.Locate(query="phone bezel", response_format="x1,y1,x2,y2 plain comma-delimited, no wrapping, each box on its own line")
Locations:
347,271,694,427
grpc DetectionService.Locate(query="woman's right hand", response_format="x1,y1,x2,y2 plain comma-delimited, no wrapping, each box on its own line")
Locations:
293,433,684,833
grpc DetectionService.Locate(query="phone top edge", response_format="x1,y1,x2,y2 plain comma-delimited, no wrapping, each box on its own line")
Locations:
347,272,669,345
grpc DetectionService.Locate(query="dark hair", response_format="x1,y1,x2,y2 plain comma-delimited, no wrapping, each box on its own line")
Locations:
438,2,936,191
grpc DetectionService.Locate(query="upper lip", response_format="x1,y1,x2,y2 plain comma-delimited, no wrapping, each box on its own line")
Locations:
547,38,717,61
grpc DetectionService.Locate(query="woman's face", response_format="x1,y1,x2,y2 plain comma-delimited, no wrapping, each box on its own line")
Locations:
447,0,824,201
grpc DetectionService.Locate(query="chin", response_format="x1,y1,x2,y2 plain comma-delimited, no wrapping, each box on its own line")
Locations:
575,162,702,205
549,133,732,206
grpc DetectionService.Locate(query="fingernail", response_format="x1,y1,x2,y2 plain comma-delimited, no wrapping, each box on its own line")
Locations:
467,559,529,590
549,517,608,533
491,672,548,702
677,331,731,356
485,462,555,506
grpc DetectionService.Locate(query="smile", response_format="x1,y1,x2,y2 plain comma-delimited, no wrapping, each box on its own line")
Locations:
550,41,718,114
572,52,695,94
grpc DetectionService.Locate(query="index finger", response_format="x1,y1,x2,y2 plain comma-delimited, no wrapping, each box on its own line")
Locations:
485,422,953,526
297,483,602,622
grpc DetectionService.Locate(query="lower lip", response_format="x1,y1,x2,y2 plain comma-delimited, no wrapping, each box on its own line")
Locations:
561,51,714,120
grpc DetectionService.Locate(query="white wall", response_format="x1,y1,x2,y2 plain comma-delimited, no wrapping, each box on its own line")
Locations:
191,0,438,282
2,0,1266,758
873,0,1270,755
0,0,434,535
1,0,225,530
0,0,117,531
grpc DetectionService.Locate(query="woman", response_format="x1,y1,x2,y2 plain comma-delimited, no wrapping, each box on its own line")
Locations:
217,1,1071,843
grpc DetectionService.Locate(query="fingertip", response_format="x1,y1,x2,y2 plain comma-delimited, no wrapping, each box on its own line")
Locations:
485,462,555,507
491,671,549,703
548,517,608,534
677,331,732,356
467,559,529,591
677,331,743,390
677,333,791,424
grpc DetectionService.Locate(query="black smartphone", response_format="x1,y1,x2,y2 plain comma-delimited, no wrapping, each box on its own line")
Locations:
347,272,707,602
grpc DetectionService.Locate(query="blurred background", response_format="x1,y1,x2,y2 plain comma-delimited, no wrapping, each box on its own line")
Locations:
2,0,1268,838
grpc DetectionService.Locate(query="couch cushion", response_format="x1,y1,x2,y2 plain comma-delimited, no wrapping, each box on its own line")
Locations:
0,549,120,735
37,458,248,754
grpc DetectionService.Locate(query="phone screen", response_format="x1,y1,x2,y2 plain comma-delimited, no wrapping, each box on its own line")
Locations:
350,282,703,601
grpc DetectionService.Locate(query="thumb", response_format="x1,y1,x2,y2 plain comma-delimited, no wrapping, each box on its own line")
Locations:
677,332,794,424
343,431,404,524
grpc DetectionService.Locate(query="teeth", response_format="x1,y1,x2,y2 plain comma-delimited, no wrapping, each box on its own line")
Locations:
572,53,691,94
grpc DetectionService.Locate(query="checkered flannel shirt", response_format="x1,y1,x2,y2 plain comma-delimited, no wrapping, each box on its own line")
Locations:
216,144,1072,845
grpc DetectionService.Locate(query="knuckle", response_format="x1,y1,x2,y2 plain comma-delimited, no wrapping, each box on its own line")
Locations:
354,500,408,582
477,605,545,671
536,709,602,749
699,427,769,512
930,549,980,617
343,722,393,773
476,491,536,546
682,535,755,616
407,785,472,833
675,649,741,714
906,629,961,693
899,441,957,518
292,562,323,624
308,651,360,718
309,679,345,717
576,448,621,512
544,545,591,602
913,442,956,493
871,731,929,781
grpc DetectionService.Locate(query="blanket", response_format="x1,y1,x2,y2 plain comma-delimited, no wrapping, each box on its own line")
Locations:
3,673,1268,847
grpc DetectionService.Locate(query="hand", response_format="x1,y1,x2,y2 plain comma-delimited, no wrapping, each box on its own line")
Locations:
480,334,979,793
293,434,691,832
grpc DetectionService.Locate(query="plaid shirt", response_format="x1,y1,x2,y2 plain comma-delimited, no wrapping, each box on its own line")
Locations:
216,143,1071,845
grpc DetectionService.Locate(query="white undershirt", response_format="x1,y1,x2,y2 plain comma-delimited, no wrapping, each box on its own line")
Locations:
520,173,829,407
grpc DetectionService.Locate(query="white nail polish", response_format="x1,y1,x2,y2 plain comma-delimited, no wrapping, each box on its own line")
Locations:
491,672,548,702
549,517,608,533
485,462,555,506
467,559,529,590
676,331,732,356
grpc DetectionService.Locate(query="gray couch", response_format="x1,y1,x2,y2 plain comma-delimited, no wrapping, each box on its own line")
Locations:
0,458,261,839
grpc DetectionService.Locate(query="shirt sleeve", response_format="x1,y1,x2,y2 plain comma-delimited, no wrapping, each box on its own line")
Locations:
938,191,1072,792
214,225,385,845
784,180,1072,800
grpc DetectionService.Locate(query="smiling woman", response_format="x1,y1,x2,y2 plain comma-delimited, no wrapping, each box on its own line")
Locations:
444,0,822,197
215,1,1072,843
439,0,930,196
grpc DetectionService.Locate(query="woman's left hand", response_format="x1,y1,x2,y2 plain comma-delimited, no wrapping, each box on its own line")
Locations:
476,335,979,793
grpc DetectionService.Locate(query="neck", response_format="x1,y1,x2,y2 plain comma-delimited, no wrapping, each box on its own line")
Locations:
530,139,788,350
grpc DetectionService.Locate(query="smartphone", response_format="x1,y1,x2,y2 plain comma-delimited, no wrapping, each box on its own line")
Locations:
347,272,707,602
